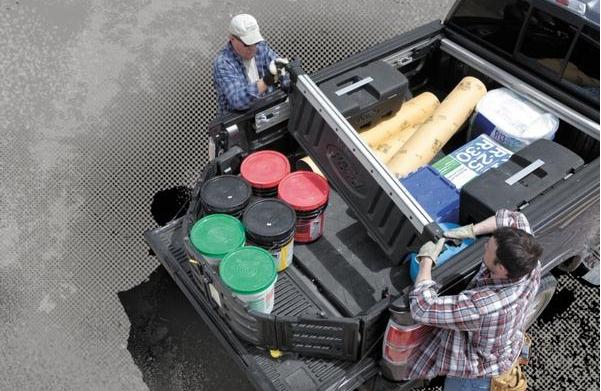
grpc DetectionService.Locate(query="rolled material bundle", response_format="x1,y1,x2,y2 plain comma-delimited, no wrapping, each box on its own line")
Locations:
300,92,440,173
297,155,324,177
361,92,440,148
388,77,487,178
374,125,419,163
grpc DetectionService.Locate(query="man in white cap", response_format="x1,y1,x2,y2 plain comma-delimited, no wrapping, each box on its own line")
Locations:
213,14,288,115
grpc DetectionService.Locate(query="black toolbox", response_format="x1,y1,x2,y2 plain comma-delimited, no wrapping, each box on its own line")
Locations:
460,139,585,224
319,60,409,128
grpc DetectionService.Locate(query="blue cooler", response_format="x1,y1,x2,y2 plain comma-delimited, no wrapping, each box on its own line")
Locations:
400,165,460,224
408,223,475,282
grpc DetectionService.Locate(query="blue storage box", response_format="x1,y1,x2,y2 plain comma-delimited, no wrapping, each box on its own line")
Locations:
400,165,460,224
408,223,476,281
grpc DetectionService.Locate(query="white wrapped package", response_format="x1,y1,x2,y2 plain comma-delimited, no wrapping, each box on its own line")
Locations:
471,88,559,151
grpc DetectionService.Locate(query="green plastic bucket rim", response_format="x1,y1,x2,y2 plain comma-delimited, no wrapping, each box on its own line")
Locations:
219,246,277,295
189,214,245,258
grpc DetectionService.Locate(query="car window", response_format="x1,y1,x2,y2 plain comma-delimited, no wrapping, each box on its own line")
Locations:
448,0,530,55
517,7,578,79
564,25,600,101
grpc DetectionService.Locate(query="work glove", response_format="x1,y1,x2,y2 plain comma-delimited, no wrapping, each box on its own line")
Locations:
416,238,446,266
443,224,476,245
268,57,290,84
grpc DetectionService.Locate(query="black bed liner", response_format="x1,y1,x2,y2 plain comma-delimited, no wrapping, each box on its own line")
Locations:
145,218,382,391
293,190,413,316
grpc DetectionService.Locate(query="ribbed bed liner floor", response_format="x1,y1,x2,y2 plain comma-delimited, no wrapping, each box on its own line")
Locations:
145,219,358,391
293,189,413,316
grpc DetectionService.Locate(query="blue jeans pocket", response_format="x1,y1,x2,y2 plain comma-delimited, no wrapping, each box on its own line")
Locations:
444,376,491,391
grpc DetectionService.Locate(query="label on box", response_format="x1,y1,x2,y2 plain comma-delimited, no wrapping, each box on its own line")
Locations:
433,135,512,188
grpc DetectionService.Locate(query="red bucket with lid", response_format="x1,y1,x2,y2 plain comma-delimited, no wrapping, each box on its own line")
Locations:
278,171,329,243
240,150,291,197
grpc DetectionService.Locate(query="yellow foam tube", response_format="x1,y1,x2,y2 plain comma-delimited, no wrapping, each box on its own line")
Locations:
361,92,440,149
298,156,324,177
388,76,487,178
374,125,420,163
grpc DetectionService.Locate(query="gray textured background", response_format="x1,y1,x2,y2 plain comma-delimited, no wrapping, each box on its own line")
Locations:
0,1,598,390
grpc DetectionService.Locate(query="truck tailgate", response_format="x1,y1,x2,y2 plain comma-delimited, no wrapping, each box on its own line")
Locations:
144,219,377,391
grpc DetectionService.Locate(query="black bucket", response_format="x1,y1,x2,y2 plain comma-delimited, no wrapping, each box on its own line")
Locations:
200,175,251,218
242,199,296,272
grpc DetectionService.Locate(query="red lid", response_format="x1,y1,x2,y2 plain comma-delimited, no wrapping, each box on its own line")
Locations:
278,171,329,211
240,150,291,189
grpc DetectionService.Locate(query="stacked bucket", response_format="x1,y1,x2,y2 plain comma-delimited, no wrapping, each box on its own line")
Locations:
188,150,329,314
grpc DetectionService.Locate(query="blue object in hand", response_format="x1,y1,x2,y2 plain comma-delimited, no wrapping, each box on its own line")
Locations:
408,222,475,282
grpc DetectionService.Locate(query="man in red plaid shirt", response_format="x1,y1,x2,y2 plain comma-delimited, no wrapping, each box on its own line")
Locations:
407,209,542,391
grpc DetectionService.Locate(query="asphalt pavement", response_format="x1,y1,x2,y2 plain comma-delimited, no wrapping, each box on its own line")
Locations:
1,1,598,390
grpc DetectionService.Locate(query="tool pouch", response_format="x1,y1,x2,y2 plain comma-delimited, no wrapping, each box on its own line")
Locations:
490,334,531,391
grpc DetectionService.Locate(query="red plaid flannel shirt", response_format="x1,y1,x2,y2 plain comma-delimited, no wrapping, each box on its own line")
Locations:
405,209,541,379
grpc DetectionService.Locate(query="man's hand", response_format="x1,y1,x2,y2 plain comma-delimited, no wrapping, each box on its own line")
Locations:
263,72,276,86
444,224,476,244
416,238,446,266
269,58,290,76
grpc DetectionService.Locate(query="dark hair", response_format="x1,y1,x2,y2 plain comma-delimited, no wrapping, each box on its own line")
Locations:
492,227,543,279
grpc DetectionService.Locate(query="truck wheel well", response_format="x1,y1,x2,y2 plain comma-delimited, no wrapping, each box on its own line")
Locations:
525,274,557,330
556,254,583,273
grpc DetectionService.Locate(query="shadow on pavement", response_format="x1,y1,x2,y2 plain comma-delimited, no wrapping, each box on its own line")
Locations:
118,266,254,391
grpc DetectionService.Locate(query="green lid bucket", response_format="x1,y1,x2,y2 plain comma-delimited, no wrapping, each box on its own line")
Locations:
219,246,277,296
189,214,245,266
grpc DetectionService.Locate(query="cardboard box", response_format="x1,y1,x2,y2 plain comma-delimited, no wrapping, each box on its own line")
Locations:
432,134,512,189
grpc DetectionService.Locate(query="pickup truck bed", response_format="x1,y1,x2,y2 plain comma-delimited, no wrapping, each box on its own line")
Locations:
147,5,600,389
145,218,384,391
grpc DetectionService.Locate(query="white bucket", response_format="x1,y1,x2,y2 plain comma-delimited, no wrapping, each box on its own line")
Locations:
233,277,276,314
472,88,559,151
219,246,278,314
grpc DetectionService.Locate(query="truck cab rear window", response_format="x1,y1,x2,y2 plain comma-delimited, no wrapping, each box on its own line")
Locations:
564,26,600,103
517,8,577,79
448,0,529,56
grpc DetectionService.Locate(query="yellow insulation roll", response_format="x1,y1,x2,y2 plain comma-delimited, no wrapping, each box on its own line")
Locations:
374,125,419,163
387,77,487,178
298,156,324,177
361,92,440,148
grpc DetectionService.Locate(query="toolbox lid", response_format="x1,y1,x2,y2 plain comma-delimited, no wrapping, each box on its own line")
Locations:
241,150,291,189
219,246,277,295
278,171,329,211
189,214,245,257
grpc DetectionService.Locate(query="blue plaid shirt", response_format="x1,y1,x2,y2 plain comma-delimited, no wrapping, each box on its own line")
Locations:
213,41,279,115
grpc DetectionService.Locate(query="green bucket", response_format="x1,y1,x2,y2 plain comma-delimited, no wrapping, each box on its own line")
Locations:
189,214,245,266
219,246,277,314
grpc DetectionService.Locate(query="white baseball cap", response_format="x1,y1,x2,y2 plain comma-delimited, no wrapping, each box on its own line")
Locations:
229,14,264,45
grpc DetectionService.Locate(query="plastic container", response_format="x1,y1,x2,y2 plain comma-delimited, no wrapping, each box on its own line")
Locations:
242,199,296,272
278,171,330,243
408,223,475,282
200,175,251,217
189,214,246,267
432,134,513,189
240,150,291,197
471,88,559,151
219,246,277,314
400,166,460,224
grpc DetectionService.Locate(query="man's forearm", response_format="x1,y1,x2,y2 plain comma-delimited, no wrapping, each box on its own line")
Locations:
415,257,434,284
473,215,497,236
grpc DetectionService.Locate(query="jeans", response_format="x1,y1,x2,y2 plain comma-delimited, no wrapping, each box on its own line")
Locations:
444,376,491,391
